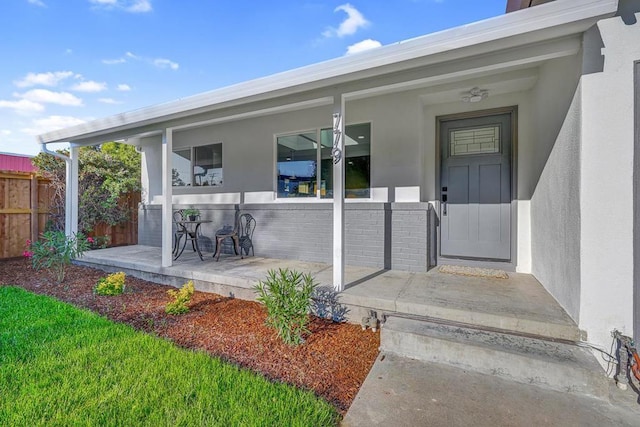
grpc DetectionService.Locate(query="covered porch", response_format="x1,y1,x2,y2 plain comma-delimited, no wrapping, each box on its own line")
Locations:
37,0,633,355
77,245,580,341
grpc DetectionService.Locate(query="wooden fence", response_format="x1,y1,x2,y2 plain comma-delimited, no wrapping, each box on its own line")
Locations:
0,170,52,258
0,170,139,259
88,191,140,247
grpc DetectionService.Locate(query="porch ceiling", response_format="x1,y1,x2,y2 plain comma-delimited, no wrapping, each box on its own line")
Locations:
418,68,539,106
37,0,616,147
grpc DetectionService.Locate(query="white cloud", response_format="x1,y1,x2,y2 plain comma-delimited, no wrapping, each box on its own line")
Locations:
71,81,107,92
127,0,151,12
0,99,45,113
101,51,177,70
89,0,152,13
102,58,126,65
1,129,12,136
153,58,179,70
346,39,382,54
14,71,75,88
117,84,131,91
22,115,88,136
323,3,369,38
98,98,123,104
18,89,83,106
27,0,46,7
102,51,180,70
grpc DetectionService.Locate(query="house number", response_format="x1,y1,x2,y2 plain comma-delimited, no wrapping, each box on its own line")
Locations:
332,112,343,164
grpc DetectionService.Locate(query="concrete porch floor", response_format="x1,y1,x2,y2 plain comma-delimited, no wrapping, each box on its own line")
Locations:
78,245,579,340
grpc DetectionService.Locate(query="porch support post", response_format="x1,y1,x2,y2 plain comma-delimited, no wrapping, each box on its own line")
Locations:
332,95,346,291
161,128,173,268
68,145,79,237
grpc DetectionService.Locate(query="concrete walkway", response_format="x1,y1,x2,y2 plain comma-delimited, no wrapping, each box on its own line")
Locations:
342,353,640,427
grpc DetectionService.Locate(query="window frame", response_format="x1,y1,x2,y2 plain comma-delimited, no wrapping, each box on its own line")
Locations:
274,122,371,201
171,142,223,188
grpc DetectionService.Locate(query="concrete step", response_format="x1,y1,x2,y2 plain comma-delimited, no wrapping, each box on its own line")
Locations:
381,316,610,399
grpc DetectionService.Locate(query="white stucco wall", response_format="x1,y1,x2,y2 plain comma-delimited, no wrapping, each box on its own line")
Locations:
141,92,431,205
140,135,163,203
579,9,640,350
347,92,423,201
529,54,583,321
173,106,331,195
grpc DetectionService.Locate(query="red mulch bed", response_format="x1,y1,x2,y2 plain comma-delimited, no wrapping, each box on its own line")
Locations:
0,258,379,414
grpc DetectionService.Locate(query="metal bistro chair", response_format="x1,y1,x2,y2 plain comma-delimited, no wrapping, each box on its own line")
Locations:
173,210,187,256
214,212,255,261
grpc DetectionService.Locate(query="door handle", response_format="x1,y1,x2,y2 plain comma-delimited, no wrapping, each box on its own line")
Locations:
442,193,447,216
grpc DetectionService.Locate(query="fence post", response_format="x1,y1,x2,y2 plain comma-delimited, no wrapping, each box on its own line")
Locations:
30,173,38,243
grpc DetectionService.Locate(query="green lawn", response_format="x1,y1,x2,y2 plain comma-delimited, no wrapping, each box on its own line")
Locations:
0,286,338,426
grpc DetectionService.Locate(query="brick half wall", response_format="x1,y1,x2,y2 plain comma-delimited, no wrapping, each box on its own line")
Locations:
139,202,434,272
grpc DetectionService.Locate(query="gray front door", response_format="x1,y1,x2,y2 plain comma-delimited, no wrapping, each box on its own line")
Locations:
440,113,512,260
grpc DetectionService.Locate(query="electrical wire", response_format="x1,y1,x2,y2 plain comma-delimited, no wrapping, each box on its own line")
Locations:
605,335,617,377
575,340,617,363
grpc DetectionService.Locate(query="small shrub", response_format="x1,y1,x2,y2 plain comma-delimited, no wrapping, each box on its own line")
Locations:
166,281,195,315
254,268,317,346
87,235,110,250
27,231,90,283
95,272,126,296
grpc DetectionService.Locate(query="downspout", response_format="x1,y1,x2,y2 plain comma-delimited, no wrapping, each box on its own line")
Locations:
39,142,76,237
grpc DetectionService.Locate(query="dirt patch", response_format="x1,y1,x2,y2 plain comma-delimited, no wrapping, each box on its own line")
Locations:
0,258,379,414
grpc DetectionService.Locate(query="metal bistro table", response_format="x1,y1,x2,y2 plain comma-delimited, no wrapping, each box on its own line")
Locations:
173,219,212,261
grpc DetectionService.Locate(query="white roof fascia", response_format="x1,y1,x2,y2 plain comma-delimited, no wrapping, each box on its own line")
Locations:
37,0,617,145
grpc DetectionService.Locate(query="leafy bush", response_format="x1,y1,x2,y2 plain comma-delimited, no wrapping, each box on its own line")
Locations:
26,231,90,283
254,268,317,346
87,235,110,250
95,272,126,296
32,144,141,233
166,281,195,315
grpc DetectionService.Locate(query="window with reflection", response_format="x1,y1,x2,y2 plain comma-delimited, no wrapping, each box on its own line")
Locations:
277,131,317,198
172,149,191,187
277,123,370,199
172,143,223,187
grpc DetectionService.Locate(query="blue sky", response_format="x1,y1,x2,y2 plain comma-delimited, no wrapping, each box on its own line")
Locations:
0,0,507,156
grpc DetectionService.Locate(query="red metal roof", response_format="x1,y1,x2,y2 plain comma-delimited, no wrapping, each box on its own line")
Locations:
0,153,36,173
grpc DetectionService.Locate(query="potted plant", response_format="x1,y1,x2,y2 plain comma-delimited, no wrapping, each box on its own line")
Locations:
183,208,200,221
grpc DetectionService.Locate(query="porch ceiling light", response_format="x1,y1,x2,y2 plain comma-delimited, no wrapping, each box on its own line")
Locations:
462,87,489,103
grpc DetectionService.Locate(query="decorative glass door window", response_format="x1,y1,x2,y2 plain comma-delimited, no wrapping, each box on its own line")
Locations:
449,125,500,156
277,123,370,199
